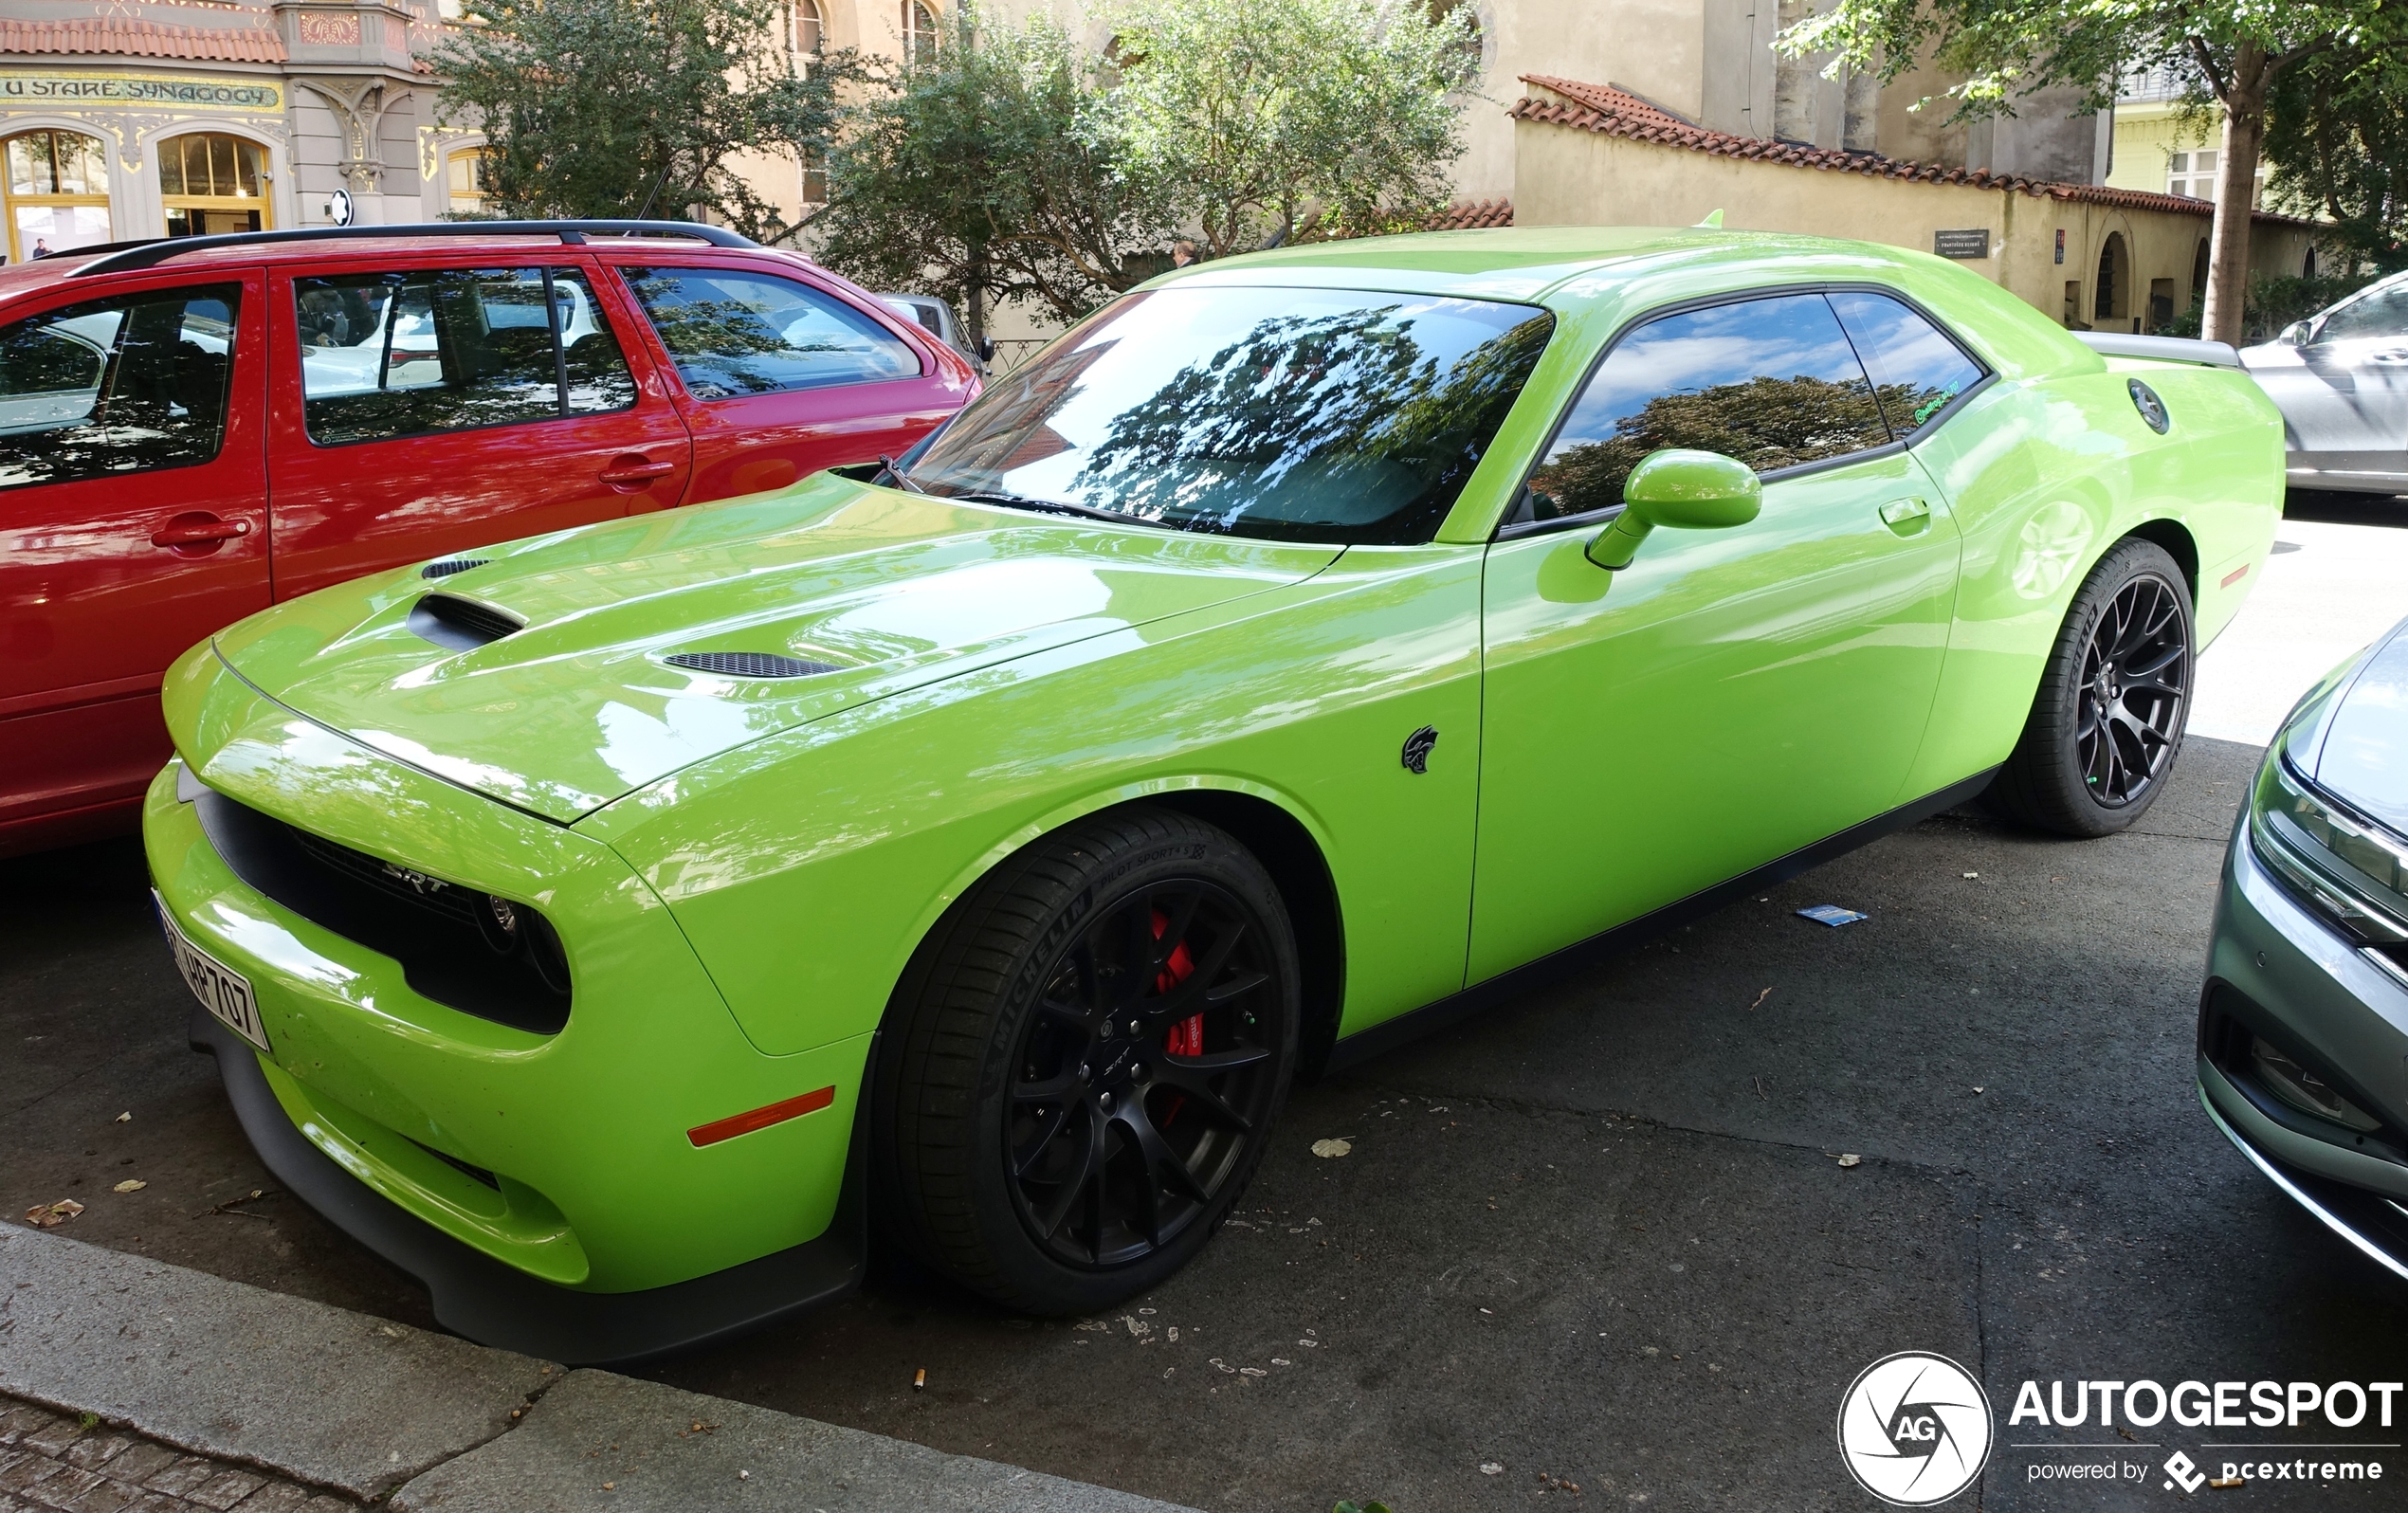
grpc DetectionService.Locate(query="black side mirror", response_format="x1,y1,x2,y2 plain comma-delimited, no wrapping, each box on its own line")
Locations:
977,337,996,362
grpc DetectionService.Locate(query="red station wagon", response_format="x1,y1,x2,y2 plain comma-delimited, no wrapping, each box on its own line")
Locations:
0,221,979,857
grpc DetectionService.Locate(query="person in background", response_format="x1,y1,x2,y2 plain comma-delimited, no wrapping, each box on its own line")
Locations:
1172,239,1198,268
31,237,52,259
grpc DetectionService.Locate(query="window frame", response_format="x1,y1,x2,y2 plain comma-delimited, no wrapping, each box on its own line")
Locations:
1494,281,1995,542
0,278,247,493
292,262,640,450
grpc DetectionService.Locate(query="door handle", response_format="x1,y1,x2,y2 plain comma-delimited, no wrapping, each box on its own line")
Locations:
1879,498,1932,536
150,514,251,549
598,455,678,486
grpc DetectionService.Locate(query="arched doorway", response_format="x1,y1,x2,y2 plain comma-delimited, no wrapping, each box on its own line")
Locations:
158,132,271,238
2191,237,2210,308
2093,232,2130,326
4,129,113,263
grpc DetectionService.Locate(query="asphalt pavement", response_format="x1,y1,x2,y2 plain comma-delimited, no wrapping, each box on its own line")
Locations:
8,493,2408,1512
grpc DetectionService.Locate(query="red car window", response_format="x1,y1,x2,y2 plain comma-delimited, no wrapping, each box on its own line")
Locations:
0,283,242,490
619,265,921,397
294,265,638,446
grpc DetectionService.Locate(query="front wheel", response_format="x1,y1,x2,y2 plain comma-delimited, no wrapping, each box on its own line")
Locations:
1985,537,2194,836
874,806,1300,1313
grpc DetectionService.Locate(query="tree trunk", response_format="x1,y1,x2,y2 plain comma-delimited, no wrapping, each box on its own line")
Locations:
965,238,989,354
2201,46,2271,346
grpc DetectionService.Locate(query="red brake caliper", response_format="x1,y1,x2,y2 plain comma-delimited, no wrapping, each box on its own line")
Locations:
1152,908,1202,1122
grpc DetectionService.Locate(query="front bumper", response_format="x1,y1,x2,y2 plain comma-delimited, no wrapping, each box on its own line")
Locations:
146,648,875,1359
2198,811,2408,1281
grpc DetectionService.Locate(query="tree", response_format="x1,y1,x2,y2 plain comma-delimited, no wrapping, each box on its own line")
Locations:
1776,0,2408,343
2264,46,2408,273
434,0,847,244
811,9,1162,345
1099,0,1482,258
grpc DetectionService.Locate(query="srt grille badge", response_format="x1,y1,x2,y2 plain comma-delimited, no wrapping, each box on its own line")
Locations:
1401,725,1439,775
382,863,445,895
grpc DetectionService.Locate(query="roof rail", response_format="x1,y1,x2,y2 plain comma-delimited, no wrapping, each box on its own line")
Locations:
68,219,760,279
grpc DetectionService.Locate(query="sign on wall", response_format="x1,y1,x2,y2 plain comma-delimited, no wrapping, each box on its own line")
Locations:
0,71,283,112
1934,228,1992,260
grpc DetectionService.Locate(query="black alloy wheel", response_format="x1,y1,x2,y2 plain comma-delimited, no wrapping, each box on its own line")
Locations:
2074,571,2190,807
876,806,1300,1312
1987,536,2195,836
1006,878,1281,1267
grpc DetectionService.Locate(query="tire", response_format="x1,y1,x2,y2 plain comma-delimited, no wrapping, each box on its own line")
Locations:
873,805,1301,1313
1985,537,2194,837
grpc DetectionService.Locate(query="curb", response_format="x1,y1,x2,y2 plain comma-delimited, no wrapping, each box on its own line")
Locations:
1,1230,1197,1512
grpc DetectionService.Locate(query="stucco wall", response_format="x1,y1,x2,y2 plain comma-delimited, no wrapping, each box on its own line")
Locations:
1514,116,2314,332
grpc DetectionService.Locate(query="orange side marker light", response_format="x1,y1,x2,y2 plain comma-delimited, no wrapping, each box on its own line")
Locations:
687,1085,836,1147
2220,563,2249,589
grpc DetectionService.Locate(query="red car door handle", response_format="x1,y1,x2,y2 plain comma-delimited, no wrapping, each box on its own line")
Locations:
150,515,251,547
598,456,678,484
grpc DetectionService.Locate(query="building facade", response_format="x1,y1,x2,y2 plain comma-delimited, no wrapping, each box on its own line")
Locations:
0,1,503,263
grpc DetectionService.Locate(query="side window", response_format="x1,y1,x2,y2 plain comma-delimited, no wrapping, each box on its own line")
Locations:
297,266,634,447
1522,293,1891,522
2316,283,2408,343
1827,291,1986,440
621,267,920,398
0,283,240,492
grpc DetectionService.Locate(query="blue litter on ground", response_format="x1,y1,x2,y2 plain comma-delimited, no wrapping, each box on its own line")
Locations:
1796,904,1869,927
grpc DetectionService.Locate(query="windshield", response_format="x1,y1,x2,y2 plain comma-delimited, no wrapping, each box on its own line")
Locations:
904,285,1556,544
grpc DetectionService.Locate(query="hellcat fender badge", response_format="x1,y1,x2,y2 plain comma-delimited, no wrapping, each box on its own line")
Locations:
1401,725,1439,775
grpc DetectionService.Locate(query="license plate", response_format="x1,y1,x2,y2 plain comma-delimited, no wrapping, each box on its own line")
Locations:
154,889,269,1053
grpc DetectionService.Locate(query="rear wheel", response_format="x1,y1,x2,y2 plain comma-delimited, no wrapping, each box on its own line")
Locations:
1985,537,2194,836
875,806,1299,1312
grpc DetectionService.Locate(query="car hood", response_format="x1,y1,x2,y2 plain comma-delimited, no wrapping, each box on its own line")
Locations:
211,474,1341,823
2295,615,2408,837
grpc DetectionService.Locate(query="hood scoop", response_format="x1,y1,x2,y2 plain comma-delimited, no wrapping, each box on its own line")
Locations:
421,557,490,580
662,651,844,679
409,592,523,651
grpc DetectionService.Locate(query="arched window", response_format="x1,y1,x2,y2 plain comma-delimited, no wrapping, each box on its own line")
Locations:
447,147,495,213
903,1,939,64
1425,0,1483,77
789,0,824,54
158,133,270,238
4,129,113,263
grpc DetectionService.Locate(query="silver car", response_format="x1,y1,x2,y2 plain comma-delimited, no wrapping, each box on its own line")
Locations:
2241,271,2408,495
2199,613,2408,1279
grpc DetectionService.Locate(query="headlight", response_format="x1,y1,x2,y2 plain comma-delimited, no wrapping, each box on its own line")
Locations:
2249,756,2408,953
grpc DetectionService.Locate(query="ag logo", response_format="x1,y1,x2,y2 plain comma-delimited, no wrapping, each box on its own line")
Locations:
1836,1352,1993,1505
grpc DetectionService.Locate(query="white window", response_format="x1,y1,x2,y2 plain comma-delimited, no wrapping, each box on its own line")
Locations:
903,1,939,64
788,1,823,56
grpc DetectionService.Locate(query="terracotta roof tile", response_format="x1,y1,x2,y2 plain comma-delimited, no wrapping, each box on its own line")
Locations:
0,18,287,64
1430,197,1514,230
1515,75,2308,227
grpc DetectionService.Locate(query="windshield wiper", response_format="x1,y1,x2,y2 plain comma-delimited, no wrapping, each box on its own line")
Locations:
947,490,1155,527
876,454,927,493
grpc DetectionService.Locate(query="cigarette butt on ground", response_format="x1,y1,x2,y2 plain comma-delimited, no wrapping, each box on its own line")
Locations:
914,1368,927,1390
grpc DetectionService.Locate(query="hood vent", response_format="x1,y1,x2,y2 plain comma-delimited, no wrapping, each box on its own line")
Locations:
664,651,843,679
409,592,524,651
421,557,489,580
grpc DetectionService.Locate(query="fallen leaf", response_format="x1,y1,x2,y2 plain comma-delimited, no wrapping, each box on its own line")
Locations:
1748,988,1771,1011
24,1199,83,1228
1837,1154,1863,1168
113,1112,132,1123
1310,1138,1352,1158
113,1179,146,1194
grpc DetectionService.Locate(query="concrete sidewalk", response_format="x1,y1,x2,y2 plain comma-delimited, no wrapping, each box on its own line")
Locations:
0,1230,1195,1513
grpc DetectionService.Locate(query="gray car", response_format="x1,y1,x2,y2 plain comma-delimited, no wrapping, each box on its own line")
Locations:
2199,613,2408,1278
2240,271,2408,495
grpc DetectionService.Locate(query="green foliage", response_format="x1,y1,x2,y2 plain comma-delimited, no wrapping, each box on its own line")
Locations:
812,9,1162,332
433,0,848,244
2264,46,2408,273
1100,0,1480,257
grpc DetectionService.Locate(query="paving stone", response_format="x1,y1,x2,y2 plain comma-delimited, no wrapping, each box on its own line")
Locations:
179,1473,265,1513
58,1441,124,1475
0,1457,65,1496
229,1485,316,1513
0,1408,46,1447
136,1460,213,1499
20,1467,100,1510
297,1498,353,1513
84,1453,167,1493
13,1424,80,1460
120,1497,189,1513
58,1479,137,1513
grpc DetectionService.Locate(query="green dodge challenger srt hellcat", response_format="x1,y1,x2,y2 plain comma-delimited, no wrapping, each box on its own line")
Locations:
145,228,2281,1360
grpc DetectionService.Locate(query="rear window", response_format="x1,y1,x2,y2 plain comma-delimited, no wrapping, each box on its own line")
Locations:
904,285,1556,544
